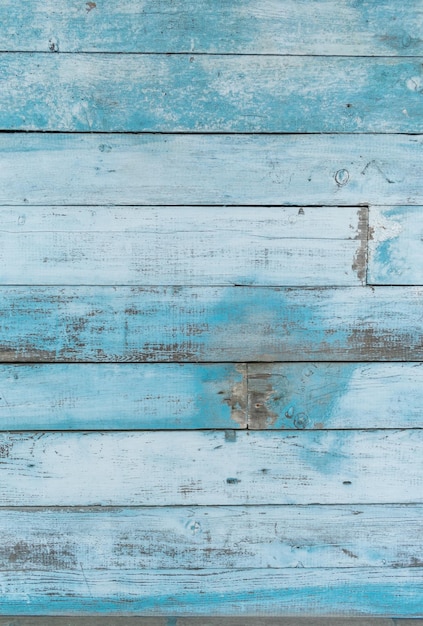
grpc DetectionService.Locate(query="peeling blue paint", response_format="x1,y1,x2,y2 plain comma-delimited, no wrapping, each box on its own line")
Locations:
0,0,421,617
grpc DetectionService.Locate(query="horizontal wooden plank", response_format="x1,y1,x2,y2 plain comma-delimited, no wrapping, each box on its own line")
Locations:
0,567,421,616
0,287,422,362
0,206,364,286
0,134,422,206
0,615,405,623
2,55,422,133
0,364,246,430
368,206,423,285
2,362,423,431
0,620,168,626
0,616,409,625
247,363,423,429
1,0,422,55
0,505,421,570
0,430,422,505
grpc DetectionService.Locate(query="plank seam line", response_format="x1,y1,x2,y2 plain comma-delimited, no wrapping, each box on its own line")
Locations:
0,358,423,367
365,282,423,287
0,204,372,208
0,284,373,288
0,566,420,571
1,503,422,509
0,360,421,364
246,363,250,430
1,51,422,59
0,285,410,290
0,131,422,136
0,202,378,210
0,428,422,433
0,428,419,433
364,204,370,287
0,426,423,437
0,503,421,510
0,233,354,241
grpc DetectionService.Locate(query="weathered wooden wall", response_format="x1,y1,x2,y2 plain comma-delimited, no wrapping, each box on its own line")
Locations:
0,0,422,618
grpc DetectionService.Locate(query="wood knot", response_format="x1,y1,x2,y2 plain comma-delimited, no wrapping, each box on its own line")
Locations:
335,169,350,186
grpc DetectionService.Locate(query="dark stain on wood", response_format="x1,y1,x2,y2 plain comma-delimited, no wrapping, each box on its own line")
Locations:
352,206,369,285
342,548,359,559
223,365,247,427
248,370,278,429
2,540,77,569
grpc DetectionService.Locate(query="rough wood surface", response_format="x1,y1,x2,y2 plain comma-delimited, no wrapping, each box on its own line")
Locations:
0,364,246,430
0,616,402,626
1,0,421,55
0,286,422,362
0,619,400,626
368,206,423,285
247,362,423,429
0,430,421,506
0,567,421,615
1,0,422,618
2,55,422,133
0,206,365,286
0,505,421,570
177,621,403,626
0,620,168,626
1,134,422,207
2,362,423,431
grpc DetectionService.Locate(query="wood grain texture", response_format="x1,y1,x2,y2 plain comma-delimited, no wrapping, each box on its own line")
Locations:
0,0,421,55
0,505,421,570
0,364,246,430
368,206,423,285
2,55,422,133
1,0,421,618
0,620,168,626
0,430,421,506
1,134,422,207
130,620,399,626
0,206,364,286
2,362,423,431
247,362,423,429
0,620,169,626
0,567,421,616
0,286,423,362
0,616,406,624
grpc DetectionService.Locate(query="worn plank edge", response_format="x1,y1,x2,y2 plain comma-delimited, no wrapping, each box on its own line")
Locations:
0,567,422,616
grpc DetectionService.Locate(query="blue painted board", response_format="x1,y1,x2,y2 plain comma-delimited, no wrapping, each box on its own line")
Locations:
0,430,421,505
368,206,423,285
0,364,246,430
0,615,408,626
247,362,423,429
0,206,365,286
0,620,165,626
2,55,422,132
0,286,422,362
1,0,421,55
2,363,423,430
0,568,421,616
0,505,421,569
0,0,421,618
0,134,421,206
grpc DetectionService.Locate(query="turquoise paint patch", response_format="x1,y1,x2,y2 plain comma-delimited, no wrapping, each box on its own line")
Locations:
0,569,421,615
2,56,422,132
254,363,358,429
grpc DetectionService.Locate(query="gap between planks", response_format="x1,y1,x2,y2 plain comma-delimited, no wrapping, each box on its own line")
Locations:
2,51,423,57
0,131,422,134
